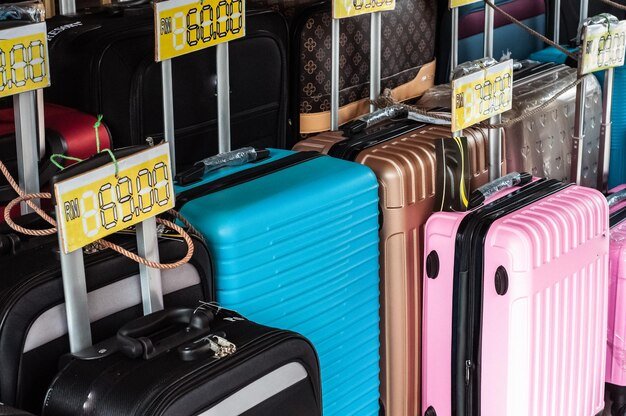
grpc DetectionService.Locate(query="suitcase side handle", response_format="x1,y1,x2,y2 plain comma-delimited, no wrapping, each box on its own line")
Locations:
469,172,532,208
607,189,626,208
117,307,214,360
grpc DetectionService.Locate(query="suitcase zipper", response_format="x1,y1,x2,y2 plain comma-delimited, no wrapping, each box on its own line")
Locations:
175,151,323,208
327,120,422,160
145,330,302,415
610,206,626,228
452,179,569,416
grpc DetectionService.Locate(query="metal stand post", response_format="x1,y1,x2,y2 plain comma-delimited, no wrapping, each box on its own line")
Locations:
484,4,502,181
216,43,231,153
14,91,40,214
136,217,164,314
161,59,176,176
370,12,381,112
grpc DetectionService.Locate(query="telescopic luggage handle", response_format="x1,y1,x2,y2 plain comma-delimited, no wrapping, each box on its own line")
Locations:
448,0,502,182
330,2,389,130
607,188,626,207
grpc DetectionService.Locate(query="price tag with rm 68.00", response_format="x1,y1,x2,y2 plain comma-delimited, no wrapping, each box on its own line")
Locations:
451,59,513,131
54,144,175,254
580,20,626,75
333,0,395,19
0,22,50,98
154,0,245,61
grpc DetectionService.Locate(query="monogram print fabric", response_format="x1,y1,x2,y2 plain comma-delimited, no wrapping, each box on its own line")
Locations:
296,0,437,116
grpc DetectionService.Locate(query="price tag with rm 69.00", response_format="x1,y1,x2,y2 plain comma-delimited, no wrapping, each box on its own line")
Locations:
333,0,395,19
580,20,626,75
154,0,245,61
54,144,175,254
0,22,50,98
451,59,513,131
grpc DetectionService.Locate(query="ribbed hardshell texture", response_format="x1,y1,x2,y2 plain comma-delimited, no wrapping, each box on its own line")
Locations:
177,149,381,416
423,183,609,416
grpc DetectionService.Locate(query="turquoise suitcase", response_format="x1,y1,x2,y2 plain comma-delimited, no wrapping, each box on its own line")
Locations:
175,148,381,416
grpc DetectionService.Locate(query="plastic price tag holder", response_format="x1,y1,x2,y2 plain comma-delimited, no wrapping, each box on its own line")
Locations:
154,0,246,176
0,21,50,214
53,144,175,354
450,60,513,133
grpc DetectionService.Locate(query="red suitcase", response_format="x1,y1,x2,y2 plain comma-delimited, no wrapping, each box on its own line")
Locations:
0,103,111,222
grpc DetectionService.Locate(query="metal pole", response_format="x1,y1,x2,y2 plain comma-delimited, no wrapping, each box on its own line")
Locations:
484,4,501,181
451,7,459,77
571,76,587,184
56,205,92,353
161,59,176,177
370,12,381,112
598,67,614,192
483,5,494,58
13,91,40,214
553,0,561,43
135,217,164,314
331,18,340,131
216,43,231,153
58,0,75,15
36,89,45,160
579,0,588,25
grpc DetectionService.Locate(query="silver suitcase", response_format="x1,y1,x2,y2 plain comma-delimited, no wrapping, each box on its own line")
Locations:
418,61,602,188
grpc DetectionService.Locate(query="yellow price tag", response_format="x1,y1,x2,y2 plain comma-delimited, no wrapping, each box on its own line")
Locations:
332,0,395,19
154,0,245,62
580,20,626,75
0,22,50,98
54,144,175,254
451,59,513,131
448,0,480,8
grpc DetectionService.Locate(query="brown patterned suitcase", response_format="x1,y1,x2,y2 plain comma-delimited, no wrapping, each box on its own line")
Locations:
294,115,503,416
249,0,437,143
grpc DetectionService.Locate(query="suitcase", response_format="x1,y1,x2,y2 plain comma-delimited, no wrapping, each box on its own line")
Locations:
249,0,437,142
422,173,609,416
294,114,502,416
0,231,212,413
42,306,322,416
175,148,381,416
0,405,33,416
436,0,547,82
605,185,626,415
0,104,111,222
418,61,603,188
44,7,288,170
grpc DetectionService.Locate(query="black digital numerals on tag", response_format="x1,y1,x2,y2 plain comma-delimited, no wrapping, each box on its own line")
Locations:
473,73,511,117
352,0,393,10
165,0,243,51
0,40,46,92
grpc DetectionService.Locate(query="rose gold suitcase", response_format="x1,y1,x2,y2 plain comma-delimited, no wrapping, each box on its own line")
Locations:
294,115,504,416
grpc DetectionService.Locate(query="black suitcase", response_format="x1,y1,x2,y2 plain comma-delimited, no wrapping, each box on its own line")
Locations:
0,405,34,416
42,306,322,416
45,6,288,170
0,232,213,414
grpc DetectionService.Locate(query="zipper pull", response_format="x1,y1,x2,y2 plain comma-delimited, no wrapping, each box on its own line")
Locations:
210,335,237,357
465,360,473,385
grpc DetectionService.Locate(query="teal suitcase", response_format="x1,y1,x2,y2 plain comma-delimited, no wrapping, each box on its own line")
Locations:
175,148,381,416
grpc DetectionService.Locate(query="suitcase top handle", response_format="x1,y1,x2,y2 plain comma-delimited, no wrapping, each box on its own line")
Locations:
117,307,214,360
607,188,626,208
468,172,532,209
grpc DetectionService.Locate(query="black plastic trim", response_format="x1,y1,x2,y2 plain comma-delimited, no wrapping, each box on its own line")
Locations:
175,152,322,209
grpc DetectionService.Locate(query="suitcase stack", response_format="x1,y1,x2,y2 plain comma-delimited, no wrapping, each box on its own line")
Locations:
2,0,626,414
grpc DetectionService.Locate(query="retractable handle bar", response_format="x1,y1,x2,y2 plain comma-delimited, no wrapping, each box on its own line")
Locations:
448,0,501,181
571,0,589,185
330,5,387,130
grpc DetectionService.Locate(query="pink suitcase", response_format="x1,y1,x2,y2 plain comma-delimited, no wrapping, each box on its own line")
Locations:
422,173,609,416
606,185,626,415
